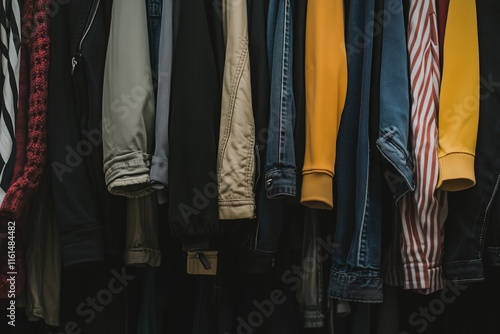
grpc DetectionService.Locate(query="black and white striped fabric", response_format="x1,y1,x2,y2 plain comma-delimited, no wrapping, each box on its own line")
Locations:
0,0,21,206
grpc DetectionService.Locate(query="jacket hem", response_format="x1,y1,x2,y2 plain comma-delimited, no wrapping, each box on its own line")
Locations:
60,226,104,267
444,258,485,284
105,156,153,197
265,168,296,198
327,269,383,303
124,247,161,267
108,175,155,198
150,155,169,189
218,200,255,220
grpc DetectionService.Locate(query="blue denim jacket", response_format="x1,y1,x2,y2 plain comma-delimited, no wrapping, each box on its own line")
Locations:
377,0,414,202
265,0,296,199
253,0,294,256
328,0,383,303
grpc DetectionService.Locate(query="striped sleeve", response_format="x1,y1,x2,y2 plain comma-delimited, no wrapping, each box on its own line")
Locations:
399,0,448,294
0,0,21,206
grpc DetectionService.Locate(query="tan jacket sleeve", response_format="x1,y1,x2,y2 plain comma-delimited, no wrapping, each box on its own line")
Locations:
217,0,256,219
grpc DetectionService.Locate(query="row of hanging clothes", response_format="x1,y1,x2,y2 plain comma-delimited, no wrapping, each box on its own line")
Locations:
1,0,500,333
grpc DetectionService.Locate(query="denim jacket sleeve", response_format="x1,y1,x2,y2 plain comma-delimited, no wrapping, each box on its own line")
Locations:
264,0,297,199
376,0,414,202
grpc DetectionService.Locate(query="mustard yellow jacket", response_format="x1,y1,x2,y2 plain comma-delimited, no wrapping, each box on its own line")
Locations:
301,0,348,209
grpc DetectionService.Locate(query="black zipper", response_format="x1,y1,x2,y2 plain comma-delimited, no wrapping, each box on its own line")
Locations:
71,0,101,75
196,252,212,270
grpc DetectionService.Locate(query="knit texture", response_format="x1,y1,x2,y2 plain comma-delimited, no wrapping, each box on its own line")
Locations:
9,36,29,198
0,0,50,220
0,0,50,300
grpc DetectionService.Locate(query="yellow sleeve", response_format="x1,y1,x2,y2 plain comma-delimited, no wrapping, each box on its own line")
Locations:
437,0,480,191
301,0,348,209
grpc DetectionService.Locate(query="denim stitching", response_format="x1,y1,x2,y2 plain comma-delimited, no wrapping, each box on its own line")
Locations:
478,172,500,257
380,130,411,163
278,0,287,165
376,143,414,194
147,0,161,17
446,259,482,265
355,5,376,268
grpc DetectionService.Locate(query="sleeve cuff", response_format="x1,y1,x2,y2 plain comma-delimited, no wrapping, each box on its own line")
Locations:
300,172,334,210
437,153,476,191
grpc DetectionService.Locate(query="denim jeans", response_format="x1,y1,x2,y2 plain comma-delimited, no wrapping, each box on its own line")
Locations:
264,0,296,199
443,0,500,283
328,0,383,303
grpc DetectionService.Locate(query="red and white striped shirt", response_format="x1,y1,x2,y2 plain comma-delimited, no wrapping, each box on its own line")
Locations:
400,0,448,294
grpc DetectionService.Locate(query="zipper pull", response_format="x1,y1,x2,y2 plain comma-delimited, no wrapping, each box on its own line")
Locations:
196,252,212,270
71,54,81,75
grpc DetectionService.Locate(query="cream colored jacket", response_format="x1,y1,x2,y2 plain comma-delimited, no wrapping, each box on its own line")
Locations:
217,0,256,219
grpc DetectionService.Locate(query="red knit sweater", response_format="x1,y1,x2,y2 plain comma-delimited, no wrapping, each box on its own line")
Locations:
0,0,50,220
0,0,50,300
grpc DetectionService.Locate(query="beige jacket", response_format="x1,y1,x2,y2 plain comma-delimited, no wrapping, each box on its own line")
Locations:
217,0,256,219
